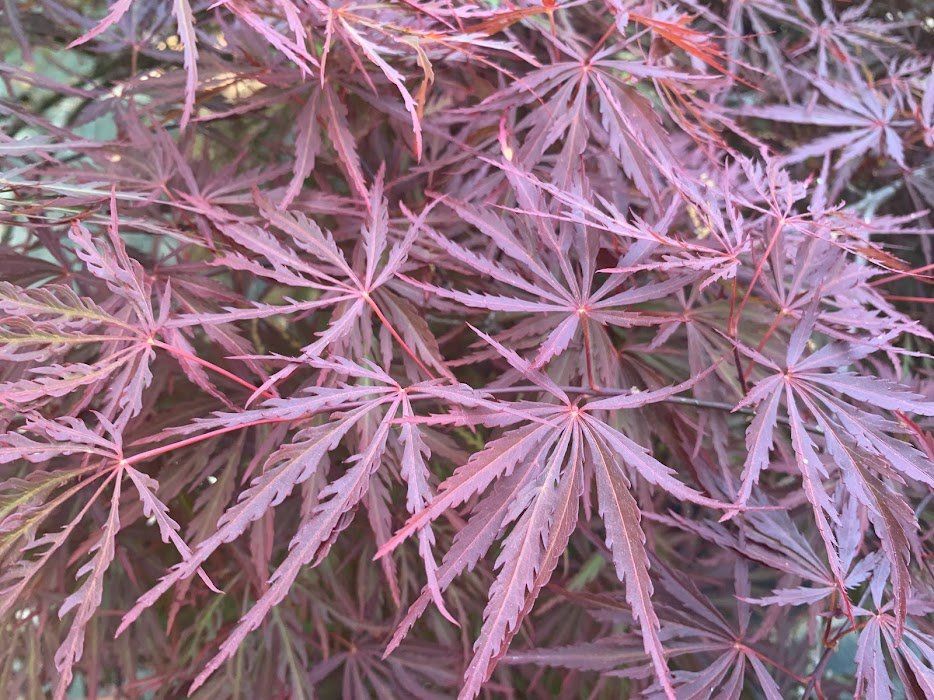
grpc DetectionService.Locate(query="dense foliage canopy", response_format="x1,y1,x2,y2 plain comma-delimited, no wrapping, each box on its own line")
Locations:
0,0,932,697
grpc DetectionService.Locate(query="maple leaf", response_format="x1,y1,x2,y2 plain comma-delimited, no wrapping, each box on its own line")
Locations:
743,73,910,167
508,560,789,698
732,307,932,635
793,1,910,80
1,202,254,425
377,327,733,698
178,171,449,395
853,598,934,699
453,37,715,197
117,355,460,690
404,181,696,388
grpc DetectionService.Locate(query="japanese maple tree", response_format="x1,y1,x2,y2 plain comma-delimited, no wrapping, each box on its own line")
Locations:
0,1,932,698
